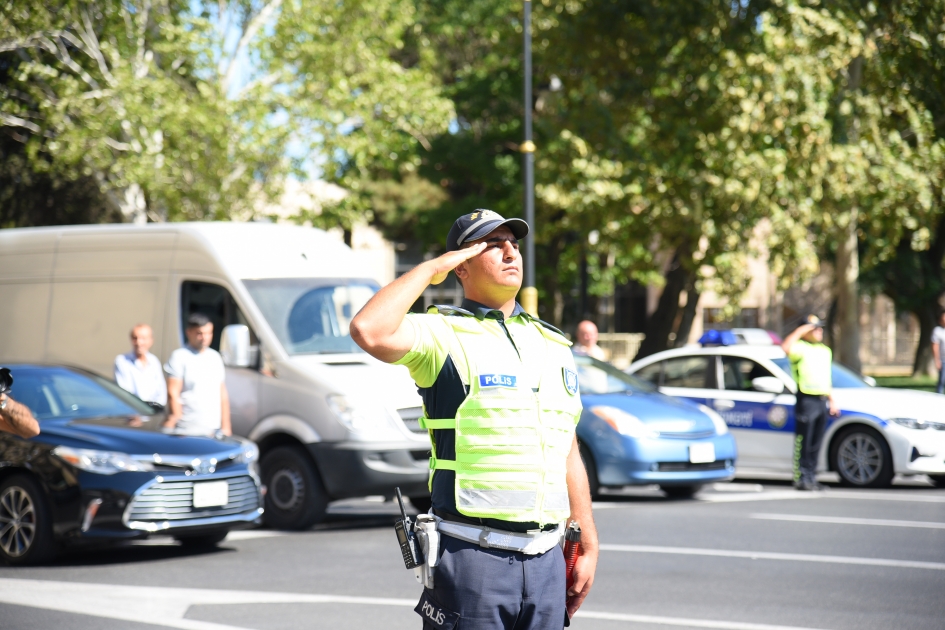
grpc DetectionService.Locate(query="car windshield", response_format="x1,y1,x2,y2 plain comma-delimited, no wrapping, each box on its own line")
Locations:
573,355,655,394
9,366,156,421
243,278,378,355
770,358,869,389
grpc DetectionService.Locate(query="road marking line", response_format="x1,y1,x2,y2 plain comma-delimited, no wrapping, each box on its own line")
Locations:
751,513,945,529
600,544,945,571
699,490,822,503
577,610,832,630
821,490,945,504
0,578,835,630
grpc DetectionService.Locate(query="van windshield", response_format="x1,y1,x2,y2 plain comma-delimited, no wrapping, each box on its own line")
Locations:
243,278,378,355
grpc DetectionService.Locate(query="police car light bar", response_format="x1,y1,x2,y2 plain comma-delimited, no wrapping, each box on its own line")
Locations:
698,329,739,346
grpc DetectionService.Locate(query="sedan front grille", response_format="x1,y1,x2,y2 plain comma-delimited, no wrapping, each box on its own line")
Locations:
398,407,426,434
125,475,259,524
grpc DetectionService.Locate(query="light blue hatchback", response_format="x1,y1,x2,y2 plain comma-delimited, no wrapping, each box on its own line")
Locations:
574,355,738,498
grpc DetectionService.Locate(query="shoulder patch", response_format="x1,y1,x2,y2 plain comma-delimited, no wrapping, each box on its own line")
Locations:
427,304,475,317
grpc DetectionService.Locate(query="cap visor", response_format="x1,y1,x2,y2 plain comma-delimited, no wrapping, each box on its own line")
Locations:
463,218,530,245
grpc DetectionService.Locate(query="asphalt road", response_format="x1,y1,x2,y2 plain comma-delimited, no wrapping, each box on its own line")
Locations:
1,479,943,630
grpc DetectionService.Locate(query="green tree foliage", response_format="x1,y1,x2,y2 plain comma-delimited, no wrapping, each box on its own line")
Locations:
0,0,452,224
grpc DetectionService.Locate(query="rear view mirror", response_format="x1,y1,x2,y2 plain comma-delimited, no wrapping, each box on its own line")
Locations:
220,324,258,368
752,376,785,394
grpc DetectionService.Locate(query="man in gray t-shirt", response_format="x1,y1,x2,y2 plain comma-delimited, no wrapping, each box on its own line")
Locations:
932,311,945,395
164,313,231,435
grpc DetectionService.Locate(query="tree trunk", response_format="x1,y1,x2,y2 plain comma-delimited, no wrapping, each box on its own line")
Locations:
913,305,938,376
834,211,862,373
638,246,692,358
675,285,700,347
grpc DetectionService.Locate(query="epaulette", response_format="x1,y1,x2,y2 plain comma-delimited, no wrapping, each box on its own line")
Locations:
427,304,475,317
529,315,568,338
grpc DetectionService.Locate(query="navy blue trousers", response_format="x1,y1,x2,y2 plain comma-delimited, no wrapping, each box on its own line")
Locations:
415,535,567,630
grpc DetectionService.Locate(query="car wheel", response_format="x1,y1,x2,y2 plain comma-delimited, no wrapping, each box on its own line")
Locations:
0,475,56,565
928,475,945,488
261,446,329,530
174,530,229,548
578,443,601,500
660,485,699,499
409,496,432,514
831,426,893,488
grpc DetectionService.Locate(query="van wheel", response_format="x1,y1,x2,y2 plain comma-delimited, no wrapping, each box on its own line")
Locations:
261,446,329,530
0,475,57,565
578,443,602,500
174,530,229,548
831,426,893,488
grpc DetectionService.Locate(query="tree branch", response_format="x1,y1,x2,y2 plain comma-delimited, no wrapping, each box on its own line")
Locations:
80,8,116,86
221,0,283,94
0,113,41,133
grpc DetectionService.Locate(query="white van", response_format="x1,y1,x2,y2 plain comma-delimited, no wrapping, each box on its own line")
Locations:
0,222,431,528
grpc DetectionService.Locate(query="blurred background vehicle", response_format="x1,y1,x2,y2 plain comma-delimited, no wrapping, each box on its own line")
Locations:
626,332,945,488
0,223,430,530
0,363,263,565
574,354,737,499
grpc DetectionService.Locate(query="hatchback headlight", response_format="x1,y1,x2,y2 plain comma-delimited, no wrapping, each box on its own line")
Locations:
53,446,154,475
699,405,730,436
590,406,658,439
890,418,945,431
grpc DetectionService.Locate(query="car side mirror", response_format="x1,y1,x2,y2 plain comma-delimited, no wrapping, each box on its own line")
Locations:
220,324,258,368
863,375,877,387
752,376,785,394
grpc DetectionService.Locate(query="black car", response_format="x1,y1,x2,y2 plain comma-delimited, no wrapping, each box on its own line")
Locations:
0,364,263,565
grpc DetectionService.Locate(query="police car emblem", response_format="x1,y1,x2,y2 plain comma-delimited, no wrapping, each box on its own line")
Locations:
767,405,788,429
563,368,579,396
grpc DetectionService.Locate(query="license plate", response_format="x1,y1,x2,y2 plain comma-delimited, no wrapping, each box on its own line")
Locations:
193,481,229,508
689,443,716,464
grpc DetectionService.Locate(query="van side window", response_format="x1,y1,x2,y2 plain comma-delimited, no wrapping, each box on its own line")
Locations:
180,281,258,352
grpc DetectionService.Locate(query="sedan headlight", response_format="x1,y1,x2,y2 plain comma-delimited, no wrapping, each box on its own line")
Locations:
890,418,945,431
327,394,377,433
590,406,658,439
53,446,154,475
699,405,730,436
237,441,259,464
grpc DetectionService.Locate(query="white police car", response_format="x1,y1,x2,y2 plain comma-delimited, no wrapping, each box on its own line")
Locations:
626,331,945,488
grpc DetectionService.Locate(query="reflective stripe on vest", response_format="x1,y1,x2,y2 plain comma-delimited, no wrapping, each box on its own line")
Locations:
421,312,583,525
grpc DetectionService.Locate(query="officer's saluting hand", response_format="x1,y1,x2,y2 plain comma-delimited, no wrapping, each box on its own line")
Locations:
352,210,598,628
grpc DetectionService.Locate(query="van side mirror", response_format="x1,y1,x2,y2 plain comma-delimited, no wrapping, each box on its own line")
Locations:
220,324,258,368
751,376,785,394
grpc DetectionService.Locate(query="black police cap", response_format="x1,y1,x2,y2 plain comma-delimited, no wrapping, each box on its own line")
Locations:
446,210,529,252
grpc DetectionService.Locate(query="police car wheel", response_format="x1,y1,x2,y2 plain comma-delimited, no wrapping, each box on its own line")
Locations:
261,446,328,530
831,426,893,488
578,443,601,500
660,485,699,499
0,474,56,565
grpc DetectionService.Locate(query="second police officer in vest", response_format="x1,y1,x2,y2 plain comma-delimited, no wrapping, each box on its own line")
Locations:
352,210,598,629
780,314,840,491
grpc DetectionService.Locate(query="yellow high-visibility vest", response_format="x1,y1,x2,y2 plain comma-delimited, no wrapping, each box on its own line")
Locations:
419,309,582,525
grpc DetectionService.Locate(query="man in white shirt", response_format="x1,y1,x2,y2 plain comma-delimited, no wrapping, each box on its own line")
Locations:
573,320,607,361
164,313,231,435
932,311,945,395
114,324,167,405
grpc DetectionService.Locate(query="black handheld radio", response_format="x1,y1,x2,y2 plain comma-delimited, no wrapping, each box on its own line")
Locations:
393,487,423,569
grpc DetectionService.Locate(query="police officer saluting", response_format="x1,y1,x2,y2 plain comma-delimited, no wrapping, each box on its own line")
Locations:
781,314,840,491
352,210,598,629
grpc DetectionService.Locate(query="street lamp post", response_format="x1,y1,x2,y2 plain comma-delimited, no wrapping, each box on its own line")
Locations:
520,0,538,317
